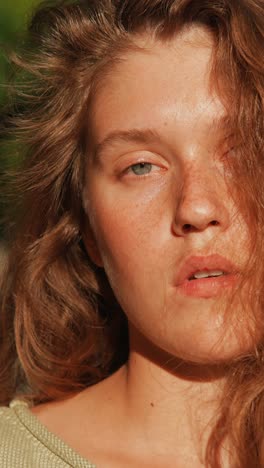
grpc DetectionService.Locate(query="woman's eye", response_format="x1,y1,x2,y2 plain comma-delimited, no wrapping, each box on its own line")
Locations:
127,162,154,176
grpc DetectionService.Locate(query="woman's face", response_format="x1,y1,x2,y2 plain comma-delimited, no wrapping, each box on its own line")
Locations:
83,27,253,364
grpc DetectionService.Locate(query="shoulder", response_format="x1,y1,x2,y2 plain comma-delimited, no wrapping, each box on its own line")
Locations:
0,403,26,442
0,401,95,468
0,402,41,467
0,401,58,468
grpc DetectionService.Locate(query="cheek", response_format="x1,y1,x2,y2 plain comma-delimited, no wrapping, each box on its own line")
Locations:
86,178,171,280
85,181,175,320
90,197,167,280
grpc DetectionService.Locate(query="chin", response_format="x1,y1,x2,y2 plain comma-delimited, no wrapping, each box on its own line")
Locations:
167,331,257,368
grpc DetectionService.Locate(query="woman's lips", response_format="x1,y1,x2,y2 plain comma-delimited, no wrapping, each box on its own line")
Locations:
175,273,238,298
174,254,239,299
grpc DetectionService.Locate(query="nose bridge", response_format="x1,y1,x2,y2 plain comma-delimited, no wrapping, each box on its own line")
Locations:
184,162,217,205
173,160,229,235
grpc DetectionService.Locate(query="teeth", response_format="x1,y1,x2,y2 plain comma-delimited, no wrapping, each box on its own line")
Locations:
193,270,225,280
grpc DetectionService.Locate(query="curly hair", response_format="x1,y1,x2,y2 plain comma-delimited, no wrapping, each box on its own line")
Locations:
1,1,264,466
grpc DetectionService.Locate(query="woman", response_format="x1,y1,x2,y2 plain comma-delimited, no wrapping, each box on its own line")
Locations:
0,0,264,466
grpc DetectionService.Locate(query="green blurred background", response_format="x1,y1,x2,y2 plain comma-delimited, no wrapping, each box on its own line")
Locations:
0,0,39,102
0,1,39,244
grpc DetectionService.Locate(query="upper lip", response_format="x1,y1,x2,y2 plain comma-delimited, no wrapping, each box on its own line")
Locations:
175,254,238,286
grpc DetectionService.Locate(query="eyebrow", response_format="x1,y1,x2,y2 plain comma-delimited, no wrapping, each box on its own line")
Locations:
93,128,161,162
92,116,231,162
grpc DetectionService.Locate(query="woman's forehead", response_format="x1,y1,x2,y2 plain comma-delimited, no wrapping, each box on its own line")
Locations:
88,28,226,147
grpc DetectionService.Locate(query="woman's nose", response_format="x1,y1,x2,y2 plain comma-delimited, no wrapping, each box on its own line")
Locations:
172,172,230,237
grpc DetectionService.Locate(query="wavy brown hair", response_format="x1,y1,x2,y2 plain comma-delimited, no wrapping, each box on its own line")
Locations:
1,0,264,466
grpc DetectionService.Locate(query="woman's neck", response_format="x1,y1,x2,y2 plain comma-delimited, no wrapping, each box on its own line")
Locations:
31,334,230,467
114,349,226,466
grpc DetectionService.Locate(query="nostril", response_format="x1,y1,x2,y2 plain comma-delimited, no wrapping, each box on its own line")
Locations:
182,220,219,233
183,224,193,232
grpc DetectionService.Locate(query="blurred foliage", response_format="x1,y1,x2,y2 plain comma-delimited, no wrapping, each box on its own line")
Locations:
0,1,39,101
0,1,39,239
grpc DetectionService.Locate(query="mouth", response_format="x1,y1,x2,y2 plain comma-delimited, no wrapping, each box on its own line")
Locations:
175,255,238,299
188,269,227,281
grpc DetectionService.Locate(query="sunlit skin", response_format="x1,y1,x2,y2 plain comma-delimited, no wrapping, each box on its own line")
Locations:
84,28,251,365
32,28,254,467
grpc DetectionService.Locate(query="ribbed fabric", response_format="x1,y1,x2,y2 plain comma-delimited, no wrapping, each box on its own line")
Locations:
0,400,96,467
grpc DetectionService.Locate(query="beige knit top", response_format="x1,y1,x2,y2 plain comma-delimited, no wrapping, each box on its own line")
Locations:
0,400,96,467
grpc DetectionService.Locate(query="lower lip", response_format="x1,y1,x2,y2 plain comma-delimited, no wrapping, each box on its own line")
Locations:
175,274,238,299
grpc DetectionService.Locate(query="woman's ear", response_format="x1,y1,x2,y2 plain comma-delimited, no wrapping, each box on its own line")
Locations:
82,222,104,268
